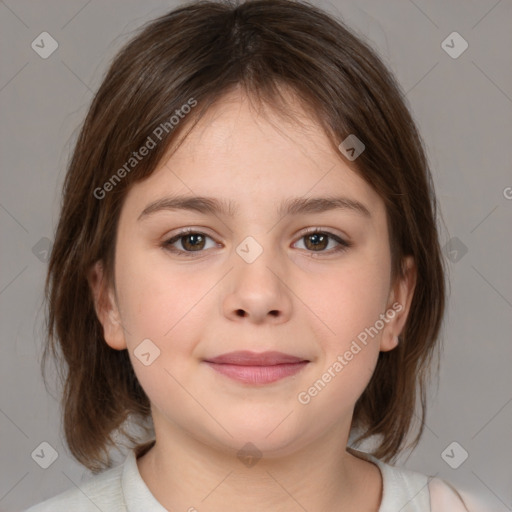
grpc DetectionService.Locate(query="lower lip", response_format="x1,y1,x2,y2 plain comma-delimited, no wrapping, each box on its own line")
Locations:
205,361,309,384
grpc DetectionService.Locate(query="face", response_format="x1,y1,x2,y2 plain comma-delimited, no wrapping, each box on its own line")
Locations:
89,88,415,458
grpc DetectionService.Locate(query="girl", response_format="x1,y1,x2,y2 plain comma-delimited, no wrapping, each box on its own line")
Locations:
27,1,470,510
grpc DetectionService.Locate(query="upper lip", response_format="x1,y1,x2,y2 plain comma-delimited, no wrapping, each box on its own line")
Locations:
204,351,308,366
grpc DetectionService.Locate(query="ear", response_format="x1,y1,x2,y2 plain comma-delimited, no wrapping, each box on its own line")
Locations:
380,255,417,352
87,260,127,350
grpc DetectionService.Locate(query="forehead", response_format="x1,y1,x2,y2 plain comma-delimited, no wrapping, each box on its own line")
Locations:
167,88,338,173
122,88,386,223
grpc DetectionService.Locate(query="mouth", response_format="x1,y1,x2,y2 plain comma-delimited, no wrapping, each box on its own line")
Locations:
203,351,310,385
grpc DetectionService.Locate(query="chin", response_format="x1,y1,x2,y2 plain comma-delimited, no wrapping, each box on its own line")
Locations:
208,418,308,459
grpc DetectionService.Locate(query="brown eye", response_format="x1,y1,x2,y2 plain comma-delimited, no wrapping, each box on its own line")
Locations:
180,233,206,251
304,232,329,251
163,230,217,256
293,229,351,255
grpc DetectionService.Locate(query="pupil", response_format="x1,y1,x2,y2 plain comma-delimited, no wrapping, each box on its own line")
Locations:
185,234,203,250
308,233,327,250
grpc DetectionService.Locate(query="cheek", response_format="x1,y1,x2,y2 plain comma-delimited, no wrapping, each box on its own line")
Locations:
308,255,391,347
295,338,379,436
309,254,391,408
115,253,207,411
115,249,195,338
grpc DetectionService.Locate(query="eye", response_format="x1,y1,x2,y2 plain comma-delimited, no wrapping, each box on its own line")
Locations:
162,227,351,258
163,229,218,257
293,228,351,255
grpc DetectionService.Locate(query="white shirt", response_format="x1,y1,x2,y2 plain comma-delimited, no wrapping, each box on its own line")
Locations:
25,449,469,511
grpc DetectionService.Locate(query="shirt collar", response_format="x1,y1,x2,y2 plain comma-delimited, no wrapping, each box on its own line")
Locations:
121,449,168,512
120,446,427,512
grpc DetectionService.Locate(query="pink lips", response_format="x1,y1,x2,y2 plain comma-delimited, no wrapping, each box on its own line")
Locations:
204,350,309,385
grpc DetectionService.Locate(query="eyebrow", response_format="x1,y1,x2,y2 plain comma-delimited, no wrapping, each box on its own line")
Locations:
137,194,372,221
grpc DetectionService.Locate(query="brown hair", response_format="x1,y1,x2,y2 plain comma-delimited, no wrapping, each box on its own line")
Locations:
43,0,446,472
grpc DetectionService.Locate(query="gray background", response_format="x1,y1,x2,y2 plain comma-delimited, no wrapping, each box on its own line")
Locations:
0,0,511,511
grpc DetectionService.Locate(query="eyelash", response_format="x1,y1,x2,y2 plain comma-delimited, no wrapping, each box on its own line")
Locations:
162,227,352,258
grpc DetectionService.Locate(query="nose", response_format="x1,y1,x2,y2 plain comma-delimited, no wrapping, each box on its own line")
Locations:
222,242,293,324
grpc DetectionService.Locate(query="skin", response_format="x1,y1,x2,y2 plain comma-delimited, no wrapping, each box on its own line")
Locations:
89,86,416,512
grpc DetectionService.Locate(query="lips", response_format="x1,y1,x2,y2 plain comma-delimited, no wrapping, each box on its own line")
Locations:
204,351,309,385
205,350,307,366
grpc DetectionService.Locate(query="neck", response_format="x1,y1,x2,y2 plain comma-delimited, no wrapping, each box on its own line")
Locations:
136,419,382,512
